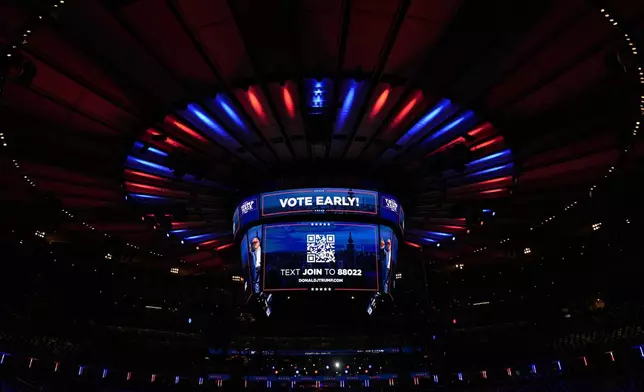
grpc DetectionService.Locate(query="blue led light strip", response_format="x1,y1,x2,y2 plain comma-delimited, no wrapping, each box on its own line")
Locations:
422,111,474,145
216,95,246,131
126,156,173,173
396,99,452,146
187,104,231,140
132,141,168,157
335,80,357,132
466,149,511,167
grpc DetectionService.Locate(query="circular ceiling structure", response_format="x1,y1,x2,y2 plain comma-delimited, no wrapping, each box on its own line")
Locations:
1,0,642,270
124,84,513,254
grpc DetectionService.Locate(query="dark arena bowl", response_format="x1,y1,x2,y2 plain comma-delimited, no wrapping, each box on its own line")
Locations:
1,0,644,391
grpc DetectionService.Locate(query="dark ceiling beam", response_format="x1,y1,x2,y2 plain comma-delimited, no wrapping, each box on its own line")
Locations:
355,0,473,160
44,19,170,119
6,93,243,194
325,0,352,158
410,36,620,169
286,0,311,160
378,2,598,165
451,7,592,114
165,0,286,163
368,25,515,163
333,0,351,98
102,2,190,98
338,0,412,159
222,0,297,163
9,83,248,188
492,36,622,118
14,82,133,138
21,47,147,127
30,21,249,191
102,1,268,172
393,5,607,218
357,1,506,160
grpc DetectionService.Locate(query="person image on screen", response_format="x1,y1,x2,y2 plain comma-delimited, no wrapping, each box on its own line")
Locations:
250,237,262,293
379,238,391,292
380,238,393,292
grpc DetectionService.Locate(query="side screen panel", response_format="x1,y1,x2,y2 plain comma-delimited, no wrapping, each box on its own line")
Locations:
245,225,264,295
378,225,398,294
239,196,259,228
379,194,401,229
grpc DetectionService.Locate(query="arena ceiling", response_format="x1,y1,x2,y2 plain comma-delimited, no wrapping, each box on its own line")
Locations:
1,0,643,270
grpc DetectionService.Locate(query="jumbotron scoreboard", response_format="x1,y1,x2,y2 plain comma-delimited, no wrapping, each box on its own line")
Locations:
233,188,403,315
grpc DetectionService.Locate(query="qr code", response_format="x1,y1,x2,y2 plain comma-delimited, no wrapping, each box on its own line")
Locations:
306,234,336,263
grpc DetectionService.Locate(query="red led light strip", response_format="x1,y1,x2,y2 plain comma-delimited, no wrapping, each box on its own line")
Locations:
470,136,503,151
282,86,295,118
124,169,167,182
370,87,390,119
248,88,266,120
467,122,494,138
389,92,422,130
165,116,208,142
479,188,507,195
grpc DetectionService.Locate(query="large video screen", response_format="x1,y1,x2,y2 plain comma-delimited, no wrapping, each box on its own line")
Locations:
239,222,400,295
262,222,380,291
261,188,378,217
